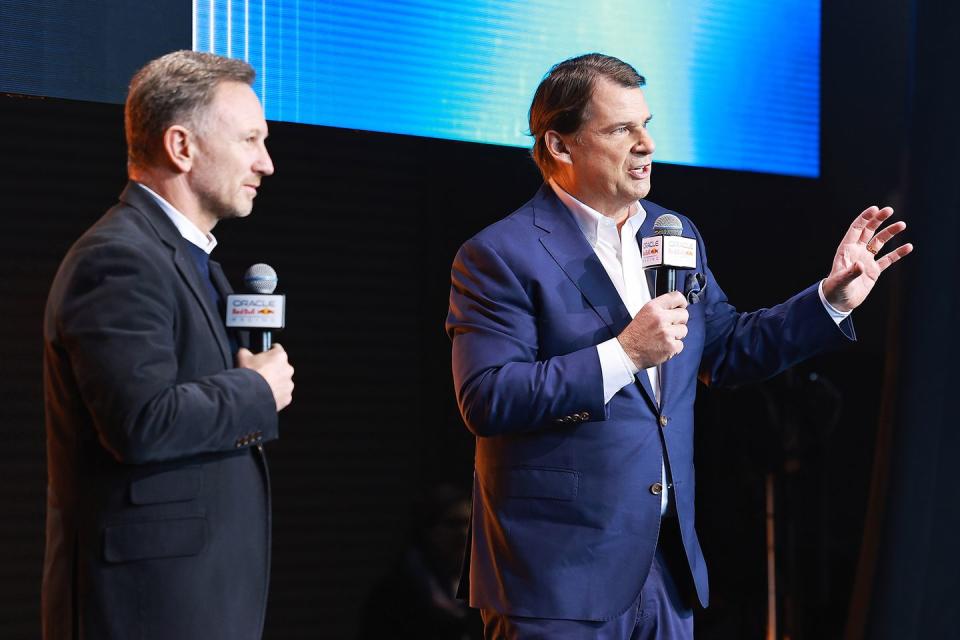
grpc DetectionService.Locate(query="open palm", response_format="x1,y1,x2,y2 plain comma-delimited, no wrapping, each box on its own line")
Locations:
823,206,913,312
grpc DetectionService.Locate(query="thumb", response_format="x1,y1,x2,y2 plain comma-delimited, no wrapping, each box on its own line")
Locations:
236,347,253,366
834,260,864,288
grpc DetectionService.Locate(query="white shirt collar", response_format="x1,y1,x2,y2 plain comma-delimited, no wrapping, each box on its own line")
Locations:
135,182,218,254
548,178,646,246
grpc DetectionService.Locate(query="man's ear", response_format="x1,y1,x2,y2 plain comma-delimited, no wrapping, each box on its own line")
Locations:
544,130,574,167
162,125,195,173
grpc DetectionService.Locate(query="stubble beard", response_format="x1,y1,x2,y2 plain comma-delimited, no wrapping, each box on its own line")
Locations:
196,184,252,224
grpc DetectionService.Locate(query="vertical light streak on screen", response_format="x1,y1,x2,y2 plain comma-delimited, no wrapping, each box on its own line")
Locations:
192,0,197,50
194,1,820,177
295,0,300,123
226,0,232,58
208,0,214,57
261,0,266,109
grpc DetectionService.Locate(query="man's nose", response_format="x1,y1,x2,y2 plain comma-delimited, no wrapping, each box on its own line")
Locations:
634,128,655,155
255,144,275,176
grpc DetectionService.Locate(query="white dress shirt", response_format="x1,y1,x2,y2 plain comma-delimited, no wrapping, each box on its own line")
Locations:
548,179,671,513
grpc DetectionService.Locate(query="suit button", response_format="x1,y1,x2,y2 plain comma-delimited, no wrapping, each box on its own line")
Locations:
649,482,663,496
659,415,669,427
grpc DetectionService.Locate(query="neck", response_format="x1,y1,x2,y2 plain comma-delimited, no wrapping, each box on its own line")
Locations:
551,175,632,227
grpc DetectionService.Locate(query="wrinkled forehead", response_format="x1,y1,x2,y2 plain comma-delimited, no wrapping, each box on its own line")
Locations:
584,78,649,125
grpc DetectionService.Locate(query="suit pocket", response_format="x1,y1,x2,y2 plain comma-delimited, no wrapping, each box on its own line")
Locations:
129,468,203,505
103,516,206,563
495,466,579,501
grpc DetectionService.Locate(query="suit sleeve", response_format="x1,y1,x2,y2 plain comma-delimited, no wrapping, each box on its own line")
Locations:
447,237,606,437
53,241,278,464
691,221,856,387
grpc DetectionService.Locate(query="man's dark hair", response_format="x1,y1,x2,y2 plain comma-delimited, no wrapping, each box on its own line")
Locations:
528,53,645,179
125,50,256,171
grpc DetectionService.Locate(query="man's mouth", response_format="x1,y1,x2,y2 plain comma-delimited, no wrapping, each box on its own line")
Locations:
628,164,651,179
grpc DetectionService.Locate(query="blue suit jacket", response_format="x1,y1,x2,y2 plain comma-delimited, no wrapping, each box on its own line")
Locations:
446,185,854,621
42,183,278,639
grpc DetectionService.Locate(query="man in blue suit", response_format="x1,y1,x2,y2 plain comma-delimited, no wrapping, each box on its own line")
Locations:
42,51,294,638
447,53,912,639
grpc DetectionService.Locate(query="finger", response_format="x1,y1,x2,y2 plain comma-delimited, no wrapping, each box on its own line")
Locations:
675,324,689,340
857,206,894,245
236,347,253,364
876,243,913,271
661,291,688,309
269,343,285,353
651,291,682,308
673,308,689,326
867,220,907,252
842,206,879,244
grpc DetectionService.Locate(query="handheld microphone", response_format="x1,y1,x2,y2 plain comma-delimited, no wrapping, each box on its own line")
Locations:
225,263,286,353
641,214,697,297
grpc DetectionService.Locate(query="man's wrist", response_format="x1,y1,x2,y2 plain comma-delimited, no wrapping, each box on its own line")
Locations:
818,279,852,324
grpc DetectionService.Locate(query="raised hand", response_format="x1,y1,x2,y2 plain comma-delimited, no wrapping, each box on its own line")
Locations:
822,206,913,312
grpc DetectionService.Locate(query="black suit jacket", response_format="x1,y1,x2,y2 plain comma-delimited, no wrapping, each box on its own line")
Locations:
42,182,279,639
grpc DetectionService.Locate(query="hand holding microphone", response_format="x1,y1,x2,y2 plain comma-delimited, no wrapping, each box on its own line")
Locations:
618,292,689,369
617,214,698,369
228,264,294,411
237,344,294,411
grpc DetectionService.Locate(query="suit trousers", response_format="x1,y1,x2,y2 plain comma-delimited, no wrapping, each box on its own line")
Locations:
480,519,694,640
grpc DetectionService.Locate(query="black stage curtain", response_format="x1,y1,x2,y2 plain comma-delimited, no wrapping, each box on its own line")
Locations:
850,1,960,638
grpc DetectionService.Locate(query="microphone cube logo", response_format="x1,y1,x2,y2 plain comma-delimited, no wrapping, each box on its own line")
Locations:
225,294,286,329
642,235,697,270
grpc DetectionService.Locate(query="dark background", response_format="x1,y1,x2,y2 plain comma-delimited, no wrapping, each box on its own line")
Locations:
5,1,955,638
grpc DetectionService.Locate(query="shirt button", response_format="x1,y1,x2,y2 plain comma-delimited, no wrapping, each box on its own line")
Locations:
659,415,669,428
649,482,663,496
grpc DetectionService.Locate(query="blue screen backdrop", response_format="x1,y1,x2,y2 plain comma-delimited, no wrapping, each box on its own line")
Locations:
194,0,819,177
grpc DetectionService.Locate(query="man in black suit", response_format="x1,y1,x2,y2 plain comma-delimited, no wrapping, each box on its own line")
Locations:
42,50,294,639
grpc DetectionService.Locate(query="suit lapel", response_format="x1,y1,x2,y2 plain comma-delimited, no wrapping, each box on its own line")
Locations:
173,249,233,369
209,260,249,353
534,185,658,410
120,182,233,369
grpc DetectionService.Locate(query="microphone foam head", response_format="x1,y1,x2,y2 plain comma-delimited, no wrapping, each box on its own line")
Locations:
244,263,278,294
653,213,683,236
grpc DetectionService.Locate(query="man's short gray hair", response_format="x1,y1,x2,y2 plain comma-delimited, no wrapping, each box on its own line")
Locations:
125,50,255,170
